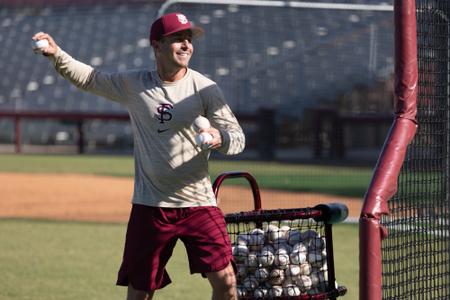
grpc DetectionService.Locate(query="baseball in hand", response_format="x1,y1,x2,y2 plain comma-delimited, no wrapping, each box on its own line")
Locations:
193,115,210,132
32,39,49,53
195,132,213,144
193,116,212,149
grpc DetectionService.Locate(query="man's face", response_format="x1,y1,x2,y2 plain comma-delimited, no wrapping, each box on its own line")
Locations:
155,30,193,69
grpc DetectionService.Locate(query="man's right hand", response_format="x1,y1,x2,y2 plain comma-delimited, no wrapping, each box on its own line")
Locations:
32,32,58,56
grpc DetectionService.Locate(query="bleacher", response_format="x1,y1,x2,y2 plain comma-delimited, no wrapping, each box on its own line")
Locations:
1,2,161,113
0,0,395,156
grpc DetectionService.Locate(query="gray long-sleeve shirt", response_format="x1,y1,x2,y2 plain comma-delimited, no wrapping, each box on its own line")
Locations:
50,48,245,207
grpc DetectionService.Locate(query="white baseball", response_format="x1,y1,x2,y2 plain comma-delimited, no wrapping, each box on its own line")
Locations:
308,252,323,266
266,224,281,242
275,247,289,255
254,268,269,282
249,228,265,251
298,275,313,292
232,245,249,262
273,242,291,254
193,115,210,132
250,228,265,236
271,238,289,250
258,250,275,267
269,269,285,286
292,242,308,253
281,277,295,287
290,250,307,265
195,132,213,146
236,265,247,279
283,284,301,297
287,229,302,245
268,286,283,297
301,229,319,241
299,262,312,275
245,252,259,269
320,261,328,271
253,287,268,298
309,237,326,251
286,264,301,277
309,271,321,287
236,233,250,246
274,252,289,269
236,286,248,297
279,225,291,237
312,270,328,289
243,275,259,290
32,39,49,53
261,244,275,253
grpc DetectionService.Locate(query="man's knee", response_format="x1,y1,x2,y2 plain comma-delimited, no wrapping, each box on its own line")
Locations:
207,263,237,300
127,285,154,300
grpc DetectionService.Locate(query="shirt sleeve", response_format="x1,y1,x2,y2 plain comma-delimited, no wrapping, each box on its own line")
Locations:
201,83,245,155
49,47,128,103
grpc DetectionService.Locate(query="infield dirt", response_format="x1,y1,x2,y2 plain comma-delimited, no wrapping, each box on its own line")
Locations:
0,173,362,222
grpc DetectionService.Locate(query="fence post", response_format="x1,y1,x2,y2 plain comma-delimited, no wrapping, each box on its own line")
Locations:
14,116,21,153
77,120,84,154
258,108,276,160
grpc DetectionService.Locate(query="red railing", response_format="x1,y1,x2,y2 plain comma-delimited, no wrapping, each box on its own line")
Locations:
0,109,274,155
0,111,129,153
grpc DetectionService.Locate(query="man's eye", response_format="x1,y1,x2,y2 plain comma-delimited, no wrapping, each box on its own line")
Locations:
174,37,191,43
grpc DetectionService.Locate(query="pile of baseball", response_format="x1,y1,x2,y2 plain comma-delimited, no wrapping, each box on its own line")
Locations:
232,224,328,298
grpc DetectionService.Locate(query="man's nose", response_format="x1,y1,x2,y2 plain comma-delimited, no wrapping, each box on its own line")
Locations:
180,40,189,48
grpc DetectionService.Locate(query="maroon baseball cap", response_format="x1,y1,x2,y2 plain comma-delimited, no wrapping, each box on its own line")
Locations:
150,12,204,42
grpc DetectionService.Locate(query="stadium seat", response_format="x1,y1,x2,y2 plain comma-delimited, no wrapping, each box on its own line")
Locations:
0,1,394,149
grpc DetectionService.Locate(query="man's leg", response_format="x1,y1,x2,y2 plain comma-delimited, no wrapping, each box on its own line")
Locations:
127,285,155,300
206,262,237,300
117,206,177,299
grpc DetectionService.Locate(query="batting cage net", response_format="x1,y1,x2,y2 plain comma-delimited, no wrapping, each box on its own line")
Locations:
381,0,450,299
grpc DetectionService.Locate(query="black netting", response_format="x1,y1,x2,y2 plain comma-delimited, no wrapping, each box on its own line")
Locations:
381,1,450,299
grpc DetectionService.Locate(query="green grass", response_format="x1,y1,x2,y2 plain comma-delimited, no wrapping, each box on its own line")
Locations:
0,154,373,198
0,154,361,299
0,220,358,300
333,224,359,300
0,154,135,177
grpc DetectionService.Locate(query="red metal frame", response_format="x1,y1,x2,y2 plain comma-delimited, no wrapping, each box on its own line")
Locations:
213,171,262,211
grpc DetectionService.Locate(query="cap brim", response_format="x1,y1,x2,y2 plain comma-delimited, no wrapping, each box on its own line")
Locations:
191,26,205,39
161,26,205,40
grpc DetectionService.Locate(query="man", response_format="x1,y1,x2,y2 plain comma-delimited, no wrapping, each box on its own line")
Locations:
33,12,245,300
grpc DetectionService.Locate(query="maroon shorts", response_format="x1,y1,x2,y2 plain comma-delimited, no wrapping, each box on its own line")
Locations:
116,204,234,292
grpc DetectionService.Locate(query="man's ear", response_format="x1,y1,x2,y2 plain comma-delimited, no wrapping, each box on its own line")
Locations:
151,40,160,52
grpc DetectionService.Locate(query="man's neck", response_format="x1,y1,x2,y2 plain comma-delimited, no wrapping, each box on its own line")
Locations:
157,67,188,83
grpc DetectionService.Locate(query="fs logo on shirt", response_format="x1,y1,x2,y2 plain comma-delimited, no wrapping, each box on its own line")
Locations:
156,103,173,133
157,103,173,124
